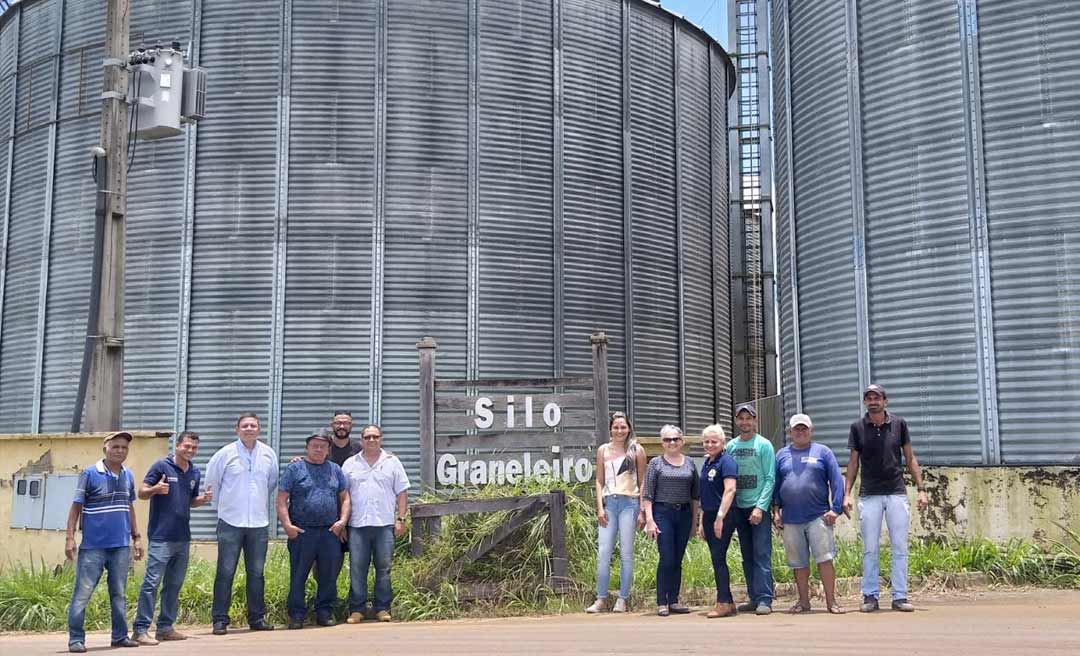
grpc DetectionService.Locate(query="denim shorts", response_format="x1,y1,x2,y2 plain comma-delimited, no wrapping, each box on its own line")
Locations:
782,516,836,569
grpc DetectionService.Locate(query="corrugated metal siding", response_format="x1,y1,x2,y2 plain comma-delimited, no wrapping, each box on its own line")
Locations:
858,0,983,464
122,0,193,429
381,0,469,476
476,0,553,378
187,0,281,537
561,0,626,411
979,1,1080,464
628,3,678,434
711,43,733,436
278,0,376,460
786,0,859,454
771,0,797,421
0,0,51,430
38,0,103,430
0,9,18,381
678,27,715,434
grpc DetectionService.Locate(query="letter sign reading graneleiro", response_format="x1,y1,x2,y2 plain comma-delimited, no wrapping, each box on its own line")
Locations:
417,334,612,489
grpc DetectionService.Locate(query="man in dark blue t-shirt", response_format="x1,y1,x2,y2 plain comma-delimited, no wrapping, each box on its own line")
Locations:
773,414,846,615
132,431,212,644
277,431,350,629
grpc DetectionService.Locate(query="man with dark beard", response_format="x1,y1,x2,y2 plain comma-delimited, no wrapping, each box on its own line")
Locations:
329,410,360,466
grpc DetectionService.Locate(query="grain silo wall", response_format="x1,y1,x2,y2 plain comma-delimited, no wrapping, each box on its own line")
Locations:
0,0,736,534
773,0,1080,465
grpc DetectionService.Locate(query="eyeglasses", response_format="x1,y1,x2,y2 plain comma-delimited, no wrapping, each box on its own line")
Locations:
661,437,682,444
361,434,382,441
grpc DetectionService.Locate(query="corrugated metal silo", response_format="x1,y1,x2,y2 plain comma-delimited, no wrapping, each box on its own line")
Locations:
773,0,1080,464
0,0,737,537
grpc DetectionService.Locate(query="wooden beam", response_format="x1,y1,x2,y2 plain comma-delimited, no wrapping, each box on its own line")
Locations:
411,494,550,519
435,375,593,391
435,429,595,451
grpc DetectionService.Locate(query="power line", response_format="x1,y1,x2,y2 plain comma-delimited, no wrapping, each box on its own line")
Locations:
698,0,721,25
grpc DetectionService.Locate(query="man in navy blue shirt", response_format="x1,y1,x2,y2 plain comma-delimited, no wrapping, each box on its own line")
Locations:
772,414,847,615
131,432,213,644
277,431,350,629
64,431,144,653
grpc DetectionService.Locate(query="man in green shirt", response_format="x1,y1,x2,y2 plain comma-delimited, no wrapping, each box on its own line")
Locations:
725,403,776,614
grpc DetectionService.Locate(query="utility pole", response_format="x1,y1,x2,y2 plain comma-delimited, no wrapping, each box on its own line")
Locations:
85,0,128,431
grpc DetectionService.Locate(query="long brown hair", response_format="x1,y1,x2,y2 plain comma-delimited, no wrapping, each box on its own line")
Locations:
609,411,637,455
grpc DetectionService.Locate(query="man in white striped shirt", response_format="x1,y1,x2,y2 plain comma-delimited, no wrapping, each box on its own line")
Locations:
204,412,279,635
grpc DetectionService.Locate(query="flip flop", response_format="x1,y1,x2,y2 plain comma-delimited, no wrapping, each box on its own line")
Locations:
787,602,811,614
827,605,847,615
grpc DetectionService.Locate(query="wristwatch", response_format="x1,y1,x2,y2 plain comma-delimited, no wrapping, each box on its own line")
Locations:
396,516,407,523
131,533,141,540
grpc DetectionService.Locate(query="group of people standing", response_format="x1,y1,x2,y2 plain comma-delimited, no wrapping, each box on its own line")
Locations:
587,383,929,617
63,411,409,653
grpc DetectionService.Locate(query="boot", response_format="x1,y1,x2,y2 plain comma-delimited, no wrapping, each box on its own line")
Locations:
706,602,737,618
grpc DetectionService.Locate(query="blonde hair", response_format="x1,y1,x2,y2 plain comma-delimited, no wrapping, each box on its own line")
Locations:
701,424,727,445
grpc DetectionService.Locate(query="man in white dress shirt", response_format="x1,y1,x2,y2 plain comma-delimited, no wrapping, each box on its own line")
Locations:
342,424,410,623
204,412,279,635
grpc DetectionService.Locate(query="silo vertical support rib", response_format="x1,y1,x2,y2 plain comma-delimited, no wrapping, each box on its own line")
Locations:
268,0,293,453
174,0,204,434
708,44,721,422
466,0,478,384
552,0,564,379
957,0,1000,465
31,0,66,432
0,4,20,362
843,0,871,396
781,0,803,411
672,21,687,429
621,0,634,418
368,0,387,423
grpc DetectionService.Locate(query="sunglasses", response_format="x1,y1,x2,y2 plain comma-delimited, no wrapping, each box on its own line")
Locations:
661,437,682,444
362,434,382,441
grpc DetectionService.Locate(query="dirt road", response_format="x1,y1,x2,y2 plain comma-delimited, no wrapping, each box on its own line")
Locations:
5,589,1079,655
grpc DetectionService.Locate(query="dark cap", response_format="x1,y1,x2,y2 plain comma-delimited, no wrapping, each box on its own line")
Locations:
863,384,887,399
305,429,332,445
102,431,133,445
734,403,757,418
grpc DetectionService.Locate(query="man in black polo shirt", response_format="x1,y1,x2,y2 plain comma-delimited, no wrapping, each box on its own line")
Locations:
329,410,361,466
843,384,929,613
132,431,213,644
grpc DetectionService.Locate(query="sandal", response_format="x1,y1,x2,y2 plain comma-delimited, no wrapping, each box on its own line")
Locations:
827,604,847,615
787,602,811,614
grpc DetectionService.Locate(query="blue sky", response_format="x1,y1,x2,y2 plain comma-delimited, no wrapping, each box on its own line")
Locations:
660,0,730,49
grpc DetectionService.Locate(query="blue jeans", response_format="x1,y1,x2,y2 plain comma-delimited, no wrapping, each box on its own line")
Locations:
287,527,343,620
596,495,639,600
858,494,910,600
348,525,395,612
68,546,130,646
653,502,692,606
734,505,774,607
134,540,190,634
703,509,737,602
212,520,269,625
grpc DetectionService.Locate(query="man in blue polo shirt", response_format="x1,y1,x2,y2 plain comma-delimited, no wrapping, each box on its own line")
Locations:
64,431,144,653
773,413,847,615
131,431,213,644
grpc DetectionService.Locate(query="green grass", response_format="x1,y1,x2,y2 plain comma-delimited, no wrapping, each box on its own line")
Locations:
2,481,1077,631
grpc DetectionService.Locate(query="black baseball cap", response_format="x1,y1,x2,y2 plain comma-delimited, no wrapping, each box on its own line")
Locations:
734,403,757,418
863,384,887,399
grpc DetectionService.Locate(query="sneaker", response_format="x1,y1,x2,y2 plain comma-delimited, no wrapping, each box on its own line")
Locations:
891,598,915,612
248,619,275,631
212,622,228,635
316,614,336,627
69,643,87,654
669,603,691,614
375,610,392,622
287,618,304,630
110,638,140,648
346,611,365,624
133,633,158,646
585,598,606,613
736,601,757,612
155,630,188,641
612,597,628,613
656,605,670,617
755,603,772,616
860,595,879,613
